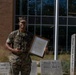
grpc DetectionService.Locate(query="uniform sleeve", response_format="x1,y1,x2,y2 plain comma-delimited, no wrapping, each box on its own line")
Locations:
6,32,14,44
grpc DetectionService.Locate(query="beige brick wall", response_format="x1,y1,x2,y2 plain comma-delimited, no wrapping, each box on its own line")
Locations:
0,0,14,47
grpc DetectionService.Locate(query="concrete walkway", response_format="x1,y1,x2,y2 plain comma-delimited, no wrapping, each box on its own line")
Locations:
37,67,41,73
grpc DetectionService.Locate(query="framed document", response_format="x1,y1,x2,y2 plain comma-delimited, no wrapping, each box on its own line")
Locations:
30,36,49,57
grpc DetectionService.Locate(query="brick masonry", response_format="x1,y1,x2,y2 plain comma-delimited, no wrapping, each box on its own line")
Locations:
0,0,14,47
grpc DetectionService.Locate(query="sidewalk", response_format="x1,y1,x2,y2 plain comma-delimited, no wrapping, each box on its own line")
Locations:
37,67,41,73
34,60,41,73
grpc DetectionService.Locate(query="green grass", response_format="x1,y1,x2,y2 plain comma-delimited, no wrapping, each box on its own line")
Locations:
31,53,70,75
31,54,54,61
0,47,10,62
31,53,70,61
38,73,69,75
0,47,70,75
0,47,70,62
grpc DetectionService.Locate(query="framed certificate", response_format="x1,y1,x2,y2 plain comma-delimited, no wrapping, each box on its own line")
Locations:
30,36,49,57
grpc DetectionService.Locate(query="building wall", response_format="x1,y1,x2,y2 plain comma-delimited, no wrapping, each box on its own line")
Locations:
0,0,14,47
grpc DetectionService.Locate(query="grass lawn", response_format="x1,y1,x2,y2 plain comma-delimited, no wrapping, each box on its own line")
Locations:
31,53,70,61
0,47,70,62
0,47,70,75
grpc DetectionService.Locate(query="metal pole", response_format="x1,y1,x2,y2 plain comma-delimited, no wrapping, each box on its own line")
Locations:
54,0,59,60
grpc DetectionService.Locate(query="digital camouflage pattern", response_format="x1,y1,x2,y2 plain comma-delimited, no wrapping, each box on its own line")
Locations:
6,30,34,75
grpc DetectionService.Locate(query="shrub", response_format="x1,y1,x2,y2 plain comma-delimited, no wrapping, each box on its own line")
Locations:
61,60,70,74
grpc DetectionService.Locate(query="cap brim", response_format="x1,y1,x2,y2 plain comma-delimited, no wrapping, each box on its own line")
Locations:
20,20,26,23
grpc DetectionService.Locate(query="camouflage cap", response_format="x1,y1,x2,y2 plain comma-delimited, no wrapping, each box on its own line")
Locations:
19,17,26,23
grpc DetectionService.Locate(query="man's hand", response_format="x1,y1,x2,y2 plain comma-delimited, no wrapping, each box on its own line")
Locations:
5,43,23,55
12,48,23,54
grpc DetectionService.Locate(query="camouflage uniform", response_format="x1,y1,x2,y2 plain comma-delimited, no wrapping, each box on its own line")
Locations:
6,30,34,75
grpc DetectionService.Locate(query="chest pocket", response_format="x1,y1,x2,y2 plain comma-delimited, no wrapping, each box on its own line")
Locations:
14,35,22,49
14,34,27,51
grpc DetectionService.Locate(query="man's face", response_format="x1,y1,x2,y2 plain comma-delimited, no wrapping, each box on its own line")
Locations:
19,21,26,30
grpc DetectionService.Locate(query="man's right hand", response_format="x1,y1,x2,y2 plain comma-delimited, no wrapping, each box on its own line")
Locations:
6,43,23,55
12,48,23,54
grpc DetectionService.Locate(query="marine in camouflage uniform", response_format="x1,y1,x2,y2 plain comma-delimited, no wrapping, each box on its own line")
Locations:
6,17,34,75
6,30,33,75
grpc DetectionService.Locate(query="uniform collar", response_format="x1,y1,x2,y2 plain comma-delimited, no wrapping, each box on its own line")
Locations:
17,30,27,36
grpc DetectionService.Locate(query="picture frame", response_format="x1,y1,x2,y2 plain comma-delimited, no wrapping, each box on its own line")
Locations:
30,36,49,57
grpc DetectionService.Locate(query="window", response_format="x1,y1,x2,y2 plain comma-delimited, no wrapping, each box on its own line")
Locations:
59,0,67,16
15,0,76,53
68,0,76,16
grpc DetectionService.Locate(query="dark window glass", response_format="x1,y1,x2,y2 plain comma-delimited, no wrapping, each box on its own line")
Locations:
28,16,41,24
42,26,54,51
15,25,19,30
28,16,35,24
16,0,20,15
15,0,27,15
36,1,41,15
36,17,41,24
42,17,54,24
36,25,40,35
29,0,35,15
15,16,19,24
68,0,76,16
59,0,67,16
68,26,76,45
22,0,27,15
29,0,41,15
59,17,67,25
28,16,55,24
58,26,66,53
28,25,34,34
68,26,76,51
68,18,76,25
42,0,54,16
